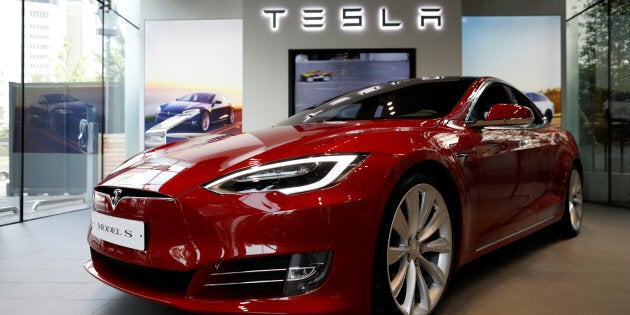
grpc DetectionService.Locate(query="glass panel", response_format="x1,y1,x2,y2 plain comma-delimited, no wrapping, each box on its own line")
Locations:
100,8,140,177
567,0,603,19
566,3,609,203
610,1,630,207
0,0,23,225
20,0,101,220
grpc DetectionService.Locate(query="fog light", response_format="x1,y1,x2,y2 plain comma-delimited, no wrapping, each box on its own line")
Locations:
283,251,332,296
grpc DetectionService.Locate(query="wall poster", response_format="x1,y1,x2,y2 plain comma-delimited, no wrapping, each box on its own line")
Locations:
144,19,243,149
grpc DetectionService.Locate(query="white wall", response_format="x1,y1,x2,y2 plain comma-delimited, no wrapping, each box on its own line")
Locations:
242,0,462,131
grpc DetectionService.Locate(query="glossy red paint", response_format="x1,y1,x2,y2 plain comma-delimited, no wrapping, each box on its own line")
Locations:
86,77,582,314
485,103,534,121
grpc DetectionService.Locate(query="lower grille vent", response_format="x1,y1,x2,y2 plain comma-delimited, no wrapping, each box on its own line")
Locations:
201,255,291,298
92,249,194,294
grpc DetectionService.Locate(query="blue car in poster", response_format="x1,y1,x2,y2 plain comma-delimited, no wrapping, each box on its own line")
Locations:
155,92,235,132
26,93,97,153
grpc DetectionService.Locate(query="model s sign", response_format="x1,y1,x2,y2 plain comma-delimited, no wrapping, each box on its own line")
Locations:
262,6,443,32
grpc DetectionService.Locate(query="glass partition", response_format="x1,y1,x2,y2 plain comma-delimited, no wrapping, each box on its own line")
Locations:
18,0,102,220
566,2,609,203
567,0,630,207
609,1,630,207
0,0,22,225
0,0,139,226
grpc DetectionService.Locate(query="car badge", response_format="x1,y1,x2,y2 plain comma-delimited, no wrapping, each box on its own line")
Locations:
111,188,123,207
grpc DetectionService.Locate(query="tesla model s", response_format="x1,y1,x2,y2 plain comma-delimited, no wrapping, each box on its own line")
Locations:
86,76,582,315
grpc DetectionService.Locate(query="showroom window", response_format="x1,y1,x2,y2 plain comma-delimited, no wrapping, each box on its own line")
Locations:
0,0,139,226
566,0,630,207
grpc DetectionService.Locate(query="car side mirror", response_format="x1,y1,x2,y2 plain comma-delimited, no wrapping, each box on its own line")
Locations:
467,103,535,128
213,100,222,106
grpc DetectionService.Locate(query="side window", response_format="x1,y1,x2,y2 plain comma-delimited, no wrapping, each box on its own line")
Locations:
472,84,514,121
509,87,545,125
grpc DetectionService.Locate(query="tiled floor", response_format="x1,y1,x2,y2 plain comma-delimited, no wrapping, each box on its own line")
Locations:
0,203,629,314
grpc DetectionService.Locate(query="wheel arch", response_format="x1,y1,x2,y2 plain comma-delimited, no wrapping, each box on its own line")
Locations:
370,158,463,314
572,157,583,178
401,160,463,255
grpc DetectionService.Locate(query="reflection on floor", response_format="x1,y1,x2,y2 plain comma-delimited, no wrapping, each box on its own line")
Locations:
0,203,629,314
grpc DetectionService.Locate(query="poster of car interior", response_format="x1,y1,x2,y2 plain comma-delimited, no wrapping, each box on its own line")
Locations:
462,16,561,126
144,19,243,149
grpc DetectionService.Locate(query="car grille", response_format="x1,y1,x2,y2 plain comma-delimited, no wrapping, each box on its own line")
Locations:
92,249,293,299
197,255,291,299
91,249,194,294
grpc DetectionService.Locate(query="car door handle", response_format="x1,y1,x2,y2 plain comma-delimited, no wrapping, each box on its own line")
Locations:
520,140,530,146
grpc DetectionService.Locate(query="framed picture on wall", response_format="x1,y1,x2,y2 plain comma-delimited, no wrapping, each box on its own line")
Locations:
144,19,243,149
289,48,416,116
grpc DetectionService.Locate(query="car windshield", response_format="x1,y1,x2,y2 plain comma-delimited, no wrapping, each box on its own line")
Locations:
45,94,78,103
278,79,474,126
177,93,215,103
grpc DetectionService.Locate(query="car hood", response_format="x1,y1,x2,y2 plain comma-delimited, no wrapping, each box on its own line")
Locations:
99,119,441,196
161,101,204,112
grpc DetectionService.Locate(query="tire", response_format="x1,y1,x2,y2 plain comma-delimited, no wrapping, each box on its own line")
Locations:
199,111,211,132
373,174,455,315
556,167,583,238
544,109,553,123
306,77,314,82
227,108,235,124
49,112,58,131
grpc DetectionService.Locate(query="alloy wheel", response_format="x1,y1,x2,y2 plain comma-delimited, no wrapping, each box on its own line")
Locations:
387,183,453,315
200,112,211,131
568,169,583,232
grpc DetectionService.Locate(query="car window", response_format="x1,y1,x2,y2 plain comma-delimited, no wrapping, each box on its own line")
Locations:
510,87,545,125
471,84,514,121
279,80,473,125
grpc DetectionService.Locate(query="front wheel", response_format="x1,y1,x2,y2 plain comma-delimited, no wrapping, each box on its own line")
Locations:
556,167,583,238
199,111,211,132
374,174,454,315
227,108,235,124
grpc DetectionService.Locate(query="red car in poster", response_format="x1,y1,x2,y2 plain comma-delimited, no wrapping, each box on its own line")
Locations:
86,76,583,315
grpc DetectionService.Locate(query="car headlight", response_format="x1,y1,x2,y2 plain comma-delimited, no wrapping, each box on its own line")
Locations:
204,154,367,195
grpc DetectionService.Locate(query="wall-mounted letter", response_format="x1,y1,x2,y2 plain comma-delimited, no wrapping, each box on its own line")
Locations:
380,7,402,30
302,8,325,30
262,9,287,31
418,7,443,30
341,7,363,30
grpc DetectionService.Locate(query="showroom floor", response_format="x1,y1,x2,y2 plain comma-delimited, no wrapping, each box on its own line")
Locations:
0,203,629,315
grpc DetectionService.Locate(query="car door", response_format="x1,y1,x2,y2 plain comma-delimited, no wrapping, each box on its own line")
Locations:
211,94,229,122
463,83,527,250
507,87,559,221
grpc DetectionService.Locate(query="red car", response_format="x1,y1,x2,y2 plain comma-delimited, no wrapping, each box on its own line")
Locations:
86,76,582,315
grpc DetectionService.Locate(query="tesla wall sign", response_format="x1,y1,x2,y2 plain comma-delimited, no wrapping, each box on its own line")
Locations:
262,6,443,32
